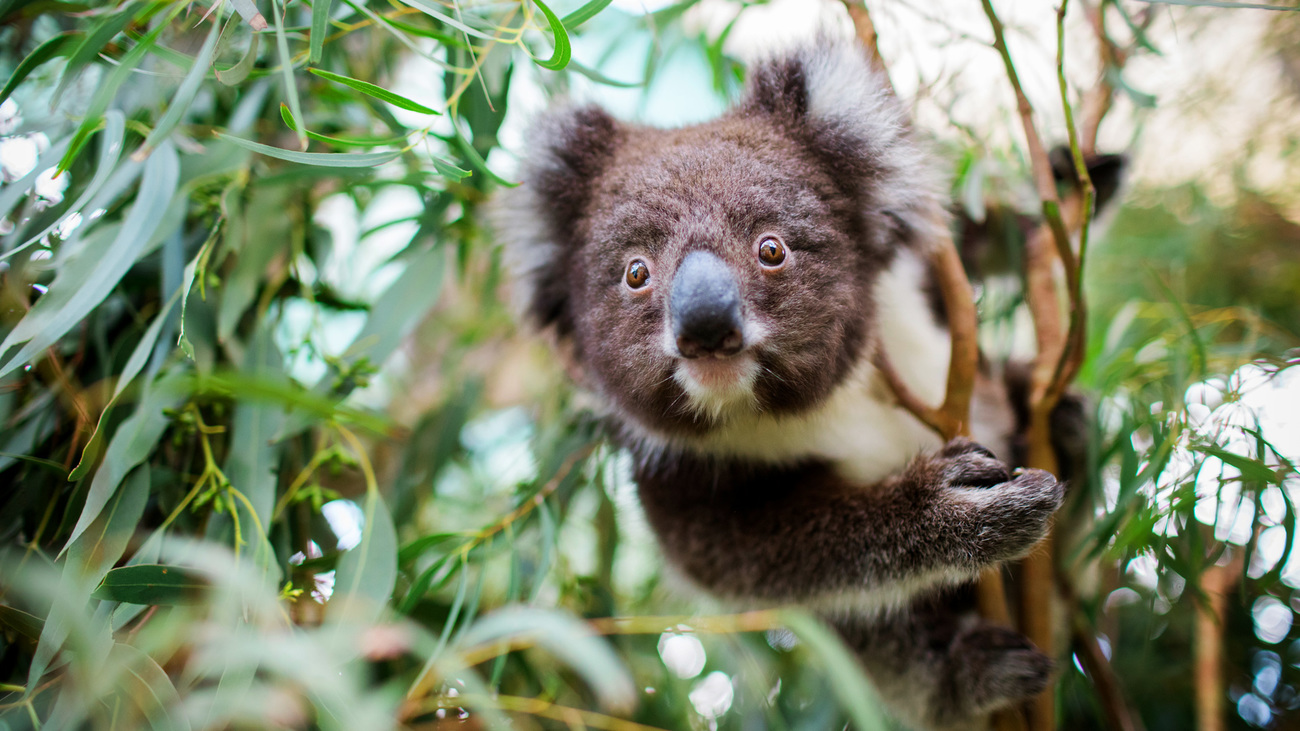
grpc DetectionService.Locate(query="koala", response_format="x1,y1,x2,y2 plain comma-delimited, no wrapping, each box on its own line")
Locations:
495,39,1065,731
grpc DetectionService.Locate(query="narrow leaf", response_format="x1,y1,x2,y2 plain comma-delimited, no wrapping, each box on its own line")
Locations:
0,136,72,225
397,0,500,40
779,610,890,731
271,0,307,150
529,0,572,70
6,111,126,263
216,132,401,167
141,18,221,153
0,142,179,380
344,241,445,366
309,67,439,114
329,491,397,624
0,32,77,107
215,23,261,86
92,565,208,605
28,468,149,690
231,0,269,29
69,289,179,481
311,0,334,62
111,642,193,731
64,369,186,550
561,0,613,28
457,607,636,712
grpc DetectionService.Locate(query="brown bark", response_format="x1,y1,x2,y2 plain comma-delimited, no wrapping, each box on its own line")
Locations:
1195,550,1244,731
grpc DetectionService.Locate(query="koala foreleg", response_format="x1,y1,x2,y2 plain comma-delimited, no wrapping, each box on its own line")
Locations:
634,438,1063,604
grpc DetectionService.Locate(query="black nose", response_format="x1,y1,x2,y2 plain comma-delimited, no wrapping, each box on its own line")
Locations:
670,251,744,359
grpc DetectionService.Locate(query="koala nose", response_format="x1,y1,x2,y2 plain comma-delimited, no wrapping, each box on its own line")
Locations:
670,250,744,359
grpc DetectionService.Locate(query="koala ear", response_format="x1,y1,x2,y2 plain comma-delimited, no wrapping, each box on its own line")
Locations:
743,40,902,155
495,104,622,337
742,40,950,252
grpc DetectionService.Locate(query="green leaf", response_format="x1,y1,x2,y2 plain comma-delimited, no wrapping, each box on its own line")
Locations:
397,0,501,40
230,0,269,29
528,0,572,70
111,642,193,731
560,0,613,28
310,0,333,62
141,18,221,153
220,327,286,528
63,369,186,550
457,607,636,712
429,155,472,180
309,67,439,114
190,372,391,435
0,605,44,645
56,3,187,174
216,132,402,167
1192,445,1284,485
271,0,307,150
6,110,126,263
0,142,179,380
779,610,891,731
69,285,180,482
449,126,515,186
567,58,641,88
397,532,460,565
0,32,77,107
28,467,150,690
281,104,410,148
216,17,261,86
91,565,208,605
329,490,397,624
343,241,445,367
0,451,67,475
51,4,148,105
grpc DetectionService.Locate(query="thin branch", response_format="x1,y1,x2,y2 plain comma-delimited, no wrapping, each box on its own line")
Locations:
839,0,892,91
1195,548,1244,731
978,1,1091,728
1057,575,1147,731
841,4,1020,729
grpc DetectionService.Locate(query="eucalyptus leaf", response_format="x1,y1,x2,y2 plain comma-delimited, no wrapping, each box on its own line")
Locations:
91,564,208,606
309,67,439,114
328,491,397,625
216,132,401,167
458,607,636,712
0,142,180,380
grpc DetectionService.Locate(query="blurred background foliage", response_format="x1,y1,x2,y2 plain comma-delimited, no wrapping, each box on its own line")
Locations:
0,0,1296,730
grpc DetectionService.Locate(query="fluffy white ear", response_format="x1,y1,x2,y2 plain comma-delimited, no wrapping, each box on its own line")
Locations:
743,39,950,252
491,104,623,336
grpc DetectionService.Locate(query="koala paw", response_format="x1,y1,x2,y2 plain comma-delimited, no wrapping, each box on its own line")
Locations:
933,438,1065,565
944,625,1054,721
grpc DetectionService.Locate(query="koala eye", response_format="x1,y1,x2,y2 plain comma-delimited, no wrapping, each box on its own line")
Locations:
757,235,787,268
625,259,650,289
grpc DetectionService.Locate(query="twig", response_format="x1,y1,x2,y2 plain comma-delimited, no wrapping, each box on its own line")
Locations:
978,1,1096,727
1195,548,1244,731
840,4,1021,729
839,0,891,91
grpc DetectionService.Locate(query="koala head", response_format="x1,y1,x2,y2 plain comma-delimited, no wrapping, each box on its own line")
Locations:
497,41,947,439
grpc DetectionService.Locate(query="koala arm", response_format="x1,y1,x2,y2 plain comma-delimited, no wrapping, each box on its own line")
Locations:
634,439,1062,603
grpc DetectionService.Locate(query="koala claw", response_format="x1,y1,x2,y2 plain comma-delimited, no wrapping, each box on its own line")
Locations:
930,439,1065,565
945,625,1054,721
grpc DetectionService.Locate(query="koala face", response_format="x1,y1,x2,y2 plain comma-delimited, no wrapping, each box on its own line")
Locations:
498,44,947,439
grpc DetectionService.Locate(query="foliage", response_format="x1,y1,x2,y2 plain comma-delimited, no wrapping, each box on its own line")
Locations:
0,1,1295,730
